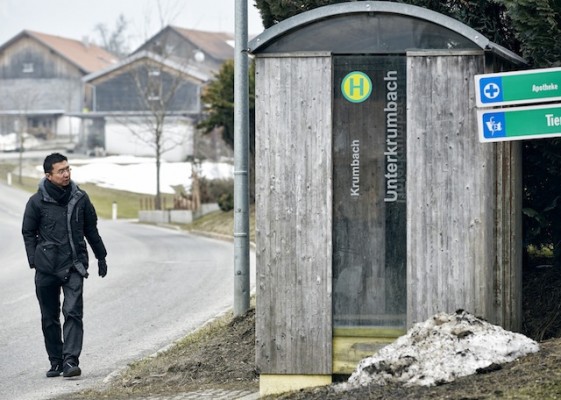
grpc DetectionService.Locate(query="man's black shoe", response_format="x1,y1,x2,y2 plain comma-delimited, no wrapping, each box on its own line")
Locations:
46,363,63,377
62,361,81,378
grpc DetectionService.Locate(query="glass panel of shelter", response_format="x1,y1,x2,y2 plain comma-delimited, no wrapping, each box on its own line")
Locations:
332,55,407,330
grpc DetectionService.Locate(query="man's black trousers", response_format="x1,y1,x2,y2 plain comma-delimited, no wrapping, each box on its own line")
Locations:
35,271,84,366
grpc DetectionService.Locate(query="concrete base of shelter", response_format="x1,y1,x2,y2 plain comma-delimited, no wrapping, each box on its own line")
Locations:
259,374,332,397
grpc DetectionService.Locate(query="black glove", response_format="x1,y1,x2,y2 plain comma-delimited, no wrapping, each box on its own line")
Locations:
98,259,108,278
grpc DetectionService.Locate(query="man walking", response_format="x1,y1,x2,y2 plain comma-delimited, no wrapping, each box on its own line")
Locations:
22,153,108,378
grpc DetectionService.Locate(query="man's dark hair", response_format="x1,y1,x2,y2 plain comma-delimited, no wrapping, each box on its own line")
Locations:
43,153,68,174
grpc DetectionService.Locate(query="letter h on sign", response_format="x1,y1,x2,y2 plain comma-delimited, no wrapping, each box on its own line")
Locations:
349,77,365,97
342,71,372,103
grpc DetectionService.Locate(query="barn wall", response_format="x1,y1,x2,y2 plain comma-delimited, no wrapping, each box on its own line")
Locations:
0,37,84,112
0,37,83,79
91,65,201,113
406,51,498,325
255,53,333,374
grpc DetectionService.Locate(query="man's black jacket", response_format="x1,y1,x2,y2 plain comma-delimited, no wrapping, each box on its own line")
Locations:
22,178,107,279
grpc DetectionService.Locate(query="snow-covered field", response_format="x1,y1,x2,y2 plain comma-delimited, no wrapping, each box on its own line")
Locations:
0,133,41,152
26,155,233,195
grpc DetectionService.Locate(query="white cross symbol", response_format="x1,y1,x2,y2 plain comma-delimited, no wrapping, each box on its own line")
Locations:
483,82,501,99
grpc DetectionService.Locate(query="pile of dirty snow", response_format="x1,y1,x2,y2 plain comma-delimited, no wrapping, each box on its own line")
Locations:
342,310,539,389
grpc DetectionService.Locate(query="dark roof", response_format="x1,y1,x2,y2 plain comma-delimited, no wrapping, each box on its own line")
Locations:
159,26,235,62
0,30,118,73
171,27,234,61
83,50,209,83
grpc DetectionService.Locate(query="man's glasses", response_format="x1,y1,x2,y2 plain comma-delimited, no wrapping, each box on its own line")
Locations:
52,167,71,176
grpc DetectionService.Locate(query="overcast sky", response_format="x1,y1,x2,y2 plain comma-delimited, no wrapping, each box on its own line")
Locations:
0,0,264,50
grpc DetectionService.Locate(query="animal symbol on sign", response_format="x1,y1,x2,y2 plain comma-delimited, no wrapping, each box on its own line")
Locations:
485,116,503,136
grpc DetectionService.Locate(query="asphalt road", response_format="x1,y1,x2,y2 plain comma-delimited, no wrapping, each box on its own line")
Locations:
0,181,254,400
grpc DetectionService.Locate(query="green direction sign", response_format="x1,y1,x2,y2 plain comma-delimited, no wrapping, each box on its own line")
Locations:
478,103,561,142
475,67,561,107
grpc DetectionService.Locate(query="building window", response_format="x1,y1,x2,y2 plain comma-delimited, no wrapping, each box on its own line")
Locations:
23,63,34,73
165,44,175,55
149,69,160,76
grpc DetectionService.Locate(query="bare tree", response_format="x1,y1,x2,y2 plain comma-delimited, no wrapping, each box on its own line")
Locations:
94,14,130,57
8,89,42,183
111,51,204,209
93,1,201,210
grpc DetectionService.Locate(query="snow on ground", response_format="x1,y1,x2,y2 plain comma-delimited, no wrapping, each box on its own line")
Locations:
340,310,539,390
0,133,41,152
29,155,233,195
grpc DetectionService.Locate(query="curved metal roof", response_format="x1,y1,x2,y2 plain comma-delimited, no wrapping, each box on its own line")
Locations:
248,1,525,65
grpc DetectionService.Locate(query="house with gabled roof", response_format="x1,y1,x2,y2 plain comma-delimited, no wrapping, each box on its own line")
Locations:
82,50,209,161
0,30,117,140
80,26,235,162
132,26,234,76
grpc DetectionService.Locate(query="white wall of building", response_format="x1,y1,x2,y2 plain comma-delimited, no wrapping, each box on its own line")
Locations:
56,115,81,139
105,116,194,162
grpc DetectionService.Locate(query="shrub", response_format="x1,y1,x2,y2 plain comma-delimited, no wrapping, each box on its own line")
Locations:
199,177,234,204
218,192,234,212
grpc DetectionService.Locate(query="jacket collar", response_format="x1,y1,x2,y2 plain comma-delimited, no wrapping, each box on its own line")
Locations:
38,177,80,203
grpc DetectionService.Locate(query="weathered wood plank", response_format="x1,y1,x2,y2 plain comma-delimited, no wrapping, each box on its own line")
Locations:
255,54,333,374
406,53,500,326
495,141,523,331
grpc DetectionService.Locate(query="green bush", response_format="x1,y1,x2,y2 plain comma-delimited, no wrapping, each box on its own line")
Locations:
199,177,234,204
218,192,234,212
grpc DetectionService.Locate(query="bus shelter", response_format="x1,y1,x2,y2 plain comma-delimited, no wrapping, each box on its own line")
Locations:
248,1,526,395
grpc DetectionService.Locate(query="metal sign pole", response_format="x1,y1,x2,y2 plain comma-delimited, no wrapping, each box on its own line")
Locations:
234,0,250,316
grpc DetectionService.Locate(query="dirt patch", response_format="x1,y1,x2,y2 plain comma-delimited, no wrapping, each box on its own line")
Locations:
116,309,259,396
61,309,259,399
155,310,258,389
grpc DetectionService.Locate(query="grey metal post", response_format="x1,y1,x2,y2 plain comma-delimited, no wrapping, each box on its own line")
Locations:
234,0,250,316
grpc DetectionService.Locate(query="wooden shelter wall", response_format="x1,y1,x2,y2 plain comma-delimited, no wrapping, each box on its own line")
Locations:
255,54,333,374
406,53,500,326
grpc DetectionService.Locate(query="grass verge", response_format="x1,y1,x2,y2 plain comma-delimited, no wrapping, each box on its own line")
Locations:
184,205,255,243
